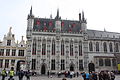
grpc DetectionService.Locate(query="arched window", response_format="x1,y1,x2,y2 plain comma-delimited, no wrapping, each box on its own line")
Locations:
79,41,82,56
70,40,73,56
32,38,36,55
89,42,93,51
96,42,99,52
99,59,103,66
103,42,107,52
52,40,55,55
61,59,65,70
51,59,55,70
115,43,119,52
112,59,116,66
105,59,111,66
109,43,113,52
61,40,64,56
42,39,46,55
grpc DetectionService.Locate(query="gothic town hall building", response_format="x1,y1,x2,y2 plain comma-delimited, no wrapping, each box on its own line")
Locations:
26,7,120,75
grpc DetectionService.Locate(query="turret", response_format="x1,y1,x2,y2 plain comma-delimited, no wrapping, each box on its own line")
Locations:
26,6,34,39
81,11,87,33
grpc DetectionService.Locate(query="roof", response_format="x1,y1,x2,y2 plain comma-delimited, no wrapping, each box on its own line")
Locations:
87,29,120,39
33,18,81,33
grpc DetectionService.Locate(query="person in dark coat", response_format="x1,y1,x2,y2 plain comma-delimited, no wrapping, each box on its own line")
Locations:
18,70,24,80
25,70,31,80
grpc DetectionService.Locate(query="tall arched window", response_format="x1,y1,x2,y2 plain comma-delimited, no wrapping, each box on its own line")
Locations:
52,40,55,55
89,42,93,51
103,42,107,52
61,40,64,56
109,43,113,52
99,59,103,66
79,41,82,56
105,59,111,66
96,42,99,52
70,40,73,56
51,59,55,70
112,59,117,66
42,39,46,55
32,38,37,55
115,43,119,52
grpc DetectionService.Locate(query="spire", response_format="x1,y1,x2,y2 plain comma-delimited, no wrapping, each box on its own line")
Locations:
82,11,85,21
22,36,24,40
27,6,34,19
57,9,59,18
79,13,81,21
30,6,32,16
9,27,12,33
55,8,61,20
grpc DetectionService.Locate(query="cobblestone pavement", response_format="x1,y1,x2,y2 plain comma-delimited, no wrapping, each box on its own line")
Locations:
1,75,120,80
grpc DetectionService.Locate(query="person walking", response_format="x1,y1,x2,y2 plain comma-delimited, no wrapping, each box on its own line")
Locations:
110,72,115,80
18,70,24,80
1,68,7,80
8,67,15,80
25,70,31,80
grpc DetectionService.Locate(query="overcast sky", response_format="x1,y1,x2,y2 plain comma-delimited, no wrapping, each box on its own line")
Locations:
0,0,120,41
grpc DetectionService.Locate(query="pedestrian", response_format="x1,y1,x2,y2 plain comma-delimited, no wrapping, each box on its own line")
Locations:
25,70,31,80
47,70,50,78
76,72,79,77
1,68,7,80
85,72,90,80
8,67,15,80
110,72,115,80
18,70,24,80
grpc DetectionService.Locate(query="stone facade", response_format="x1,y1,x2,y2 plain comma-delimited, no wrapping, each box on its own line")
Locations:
0,27,26,72
26,7,120,74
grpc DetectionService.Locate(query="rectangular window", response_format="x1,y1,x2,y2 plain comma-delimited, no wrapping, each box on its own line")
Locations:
70,44,73,56
0,59,3,68
12,49,16,56
42,43,46,55
11,60,15,66
61,44,64,56
0,49,4,56
7,40,11,46
31,59,36,70
18,50,24,56
61,59,65,70
51,59,55,70
32,42,36,55
5,59,9,68
52,42,55,55
79,60,83,71
6,49,10,56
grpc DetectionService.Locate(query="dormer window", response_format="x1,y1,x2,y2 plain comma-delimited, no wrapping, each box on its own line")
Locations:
7,40,11,46
21,45,23,47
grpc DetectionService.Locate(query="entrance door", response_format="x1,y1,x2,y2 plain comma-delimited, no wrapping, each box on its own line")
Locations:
88,63,95,72
16,60,25,71
70,65,74,71
41,64,46,74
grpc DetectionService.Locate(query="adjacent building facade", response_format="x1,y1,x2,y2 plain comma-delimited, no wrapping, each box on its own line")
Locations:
0,27,26,72
26,7,120,74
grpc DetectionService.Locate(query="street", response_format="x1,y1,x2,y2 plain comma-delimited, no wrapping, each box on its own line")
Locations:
1,75,120,80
